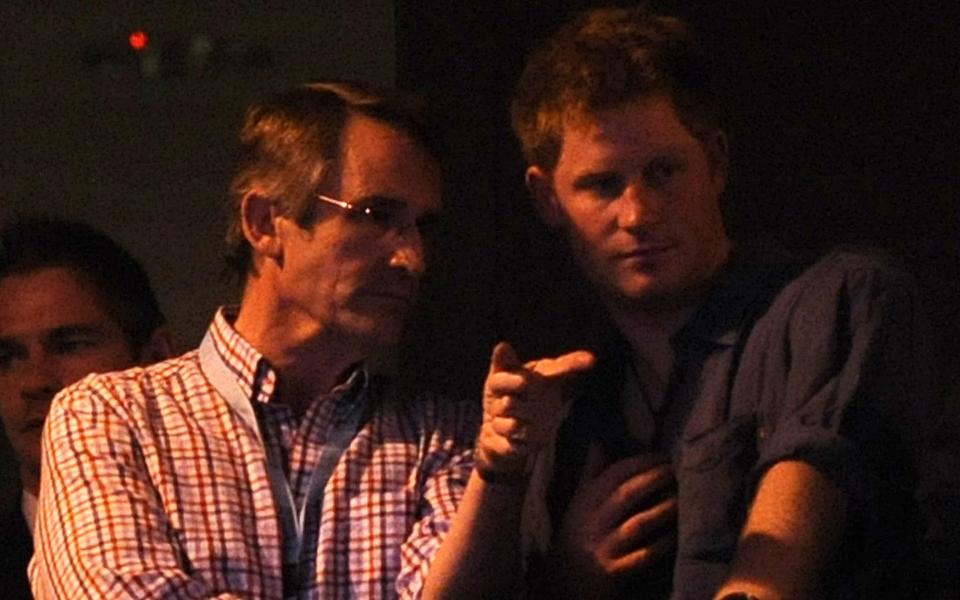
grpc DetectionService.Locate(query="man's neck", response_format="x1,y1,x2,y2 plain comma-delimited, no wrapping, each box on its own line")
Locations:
233,288,367,409
609,302,697,388
606,255,730,382
20,465,39,498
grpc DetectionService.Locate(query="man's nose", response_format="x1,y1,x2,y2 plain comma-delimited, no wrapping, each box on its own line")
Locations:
617,183,661,230
19,355,62,403
388,228,427,277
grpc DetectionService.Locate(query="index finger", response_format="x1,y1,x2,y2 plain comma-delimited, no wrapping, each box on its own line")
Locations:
527,349,596,379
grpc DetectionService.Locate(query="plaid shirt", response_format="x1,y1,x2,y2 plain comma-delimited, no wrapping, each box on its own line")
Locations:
31,309,476,599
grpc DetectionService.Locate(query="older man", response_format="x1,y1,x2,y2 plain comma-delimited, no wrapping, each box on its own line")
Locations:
31,82,476,599
0,216,170,599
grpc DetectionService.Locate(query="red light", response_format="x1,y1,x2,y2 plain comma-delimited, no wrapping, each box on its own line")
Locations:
128,30,149,51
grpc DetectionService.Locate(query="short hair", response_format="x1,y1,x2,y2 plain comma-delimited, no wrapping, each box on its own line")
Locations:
0,216,165,356
224,80,443,279
511,6,721,171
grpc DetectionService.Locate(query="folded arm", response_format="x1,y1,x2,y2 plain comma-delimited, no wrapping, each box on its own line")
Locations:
30,380,246,600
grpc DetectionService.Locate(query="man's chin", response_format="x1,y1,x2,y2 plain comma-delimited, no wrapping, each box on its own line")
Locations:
346,315,406,348
605,278,703,314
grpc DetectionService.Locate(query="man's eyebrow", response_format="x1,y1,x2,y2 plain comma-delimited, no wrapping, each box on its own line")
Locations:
353,194,443,219
46,325,108,339
0,337,23,349
351,194,407,207
0,338,27,362
572,171,620,188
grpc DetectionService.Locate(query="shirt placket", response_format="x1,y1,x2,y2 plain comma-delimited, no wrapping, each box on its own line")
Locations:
291,393,349,597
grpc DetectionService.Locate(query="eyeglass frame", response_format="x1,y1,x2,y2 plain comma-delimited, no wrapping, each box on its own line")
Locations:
314,193,440,242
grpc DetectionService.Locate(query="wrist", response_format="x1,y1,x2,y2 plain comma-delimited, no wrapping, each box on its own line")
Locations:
474,462,531,487
473,445,532,487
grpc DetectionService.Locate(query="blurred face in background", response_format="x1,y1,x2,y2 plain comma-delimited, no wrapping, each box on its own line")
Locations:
0,266,136,490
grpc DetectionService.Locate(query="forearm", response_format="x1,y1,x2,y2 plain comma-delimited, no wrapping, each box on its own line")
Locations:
714,460,847,600
34,392,234,599
424,341,594,598
32,495,244,600
421,470,527,600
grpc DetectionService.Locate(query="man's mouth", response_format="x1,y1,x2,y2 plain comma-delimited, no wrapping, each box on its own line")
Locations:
364,290,414,306
615,242,674,260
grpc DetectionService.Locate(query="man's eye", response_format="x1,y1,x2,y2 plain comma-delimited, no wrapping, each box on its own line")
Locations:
646,158,682,188
52,338,95,355
353,206,399,230
0,345,23,372
580,174,626,199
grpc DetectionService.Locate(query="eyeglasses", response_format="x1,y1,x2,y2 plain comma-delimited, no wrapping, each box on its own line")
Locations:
315,194,440,242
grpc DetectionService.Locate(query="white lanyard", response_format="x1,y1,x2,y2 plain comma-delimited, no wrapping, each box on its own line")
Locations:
199,332,368,599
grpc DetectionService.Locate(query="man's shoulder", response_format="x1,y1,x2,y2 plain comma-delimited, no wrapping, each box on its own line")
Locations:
795,246,914,286
53,349,205,414
758,245,919,319
372,378,480,436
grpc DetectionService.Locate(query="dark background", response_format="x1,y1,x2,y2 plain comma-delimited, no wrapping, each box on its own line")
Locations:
2,1,958,510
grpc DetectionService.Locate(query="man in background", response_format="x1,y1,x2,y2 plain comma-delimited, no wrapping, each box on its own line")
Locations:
0,216,170,599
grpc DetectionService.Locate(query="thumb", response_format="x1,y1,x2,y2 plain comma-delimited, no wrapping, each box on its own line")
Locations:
489,341,521,375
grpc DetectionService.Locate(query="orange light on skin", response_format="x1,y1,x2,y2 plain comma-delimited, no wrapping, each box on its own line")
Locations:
128,30,149,51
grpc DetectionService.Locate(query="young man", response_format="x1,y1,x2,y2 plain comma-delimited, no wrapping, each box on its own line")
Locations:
468,7,957,599
0,216,170,599
30,82,477,599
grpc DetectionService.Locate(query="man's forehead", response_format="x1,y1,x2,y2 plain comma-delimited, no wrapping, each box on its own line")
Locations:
0,267,116,335
560,93,678,129
554,96,701,160
336,115,444,211
339,114,438,164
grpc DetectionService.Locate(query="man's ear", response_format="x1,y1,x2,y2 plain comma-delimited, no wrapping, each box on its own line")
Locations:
526,166,563,228
137,326,174,365
239,193,283,261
